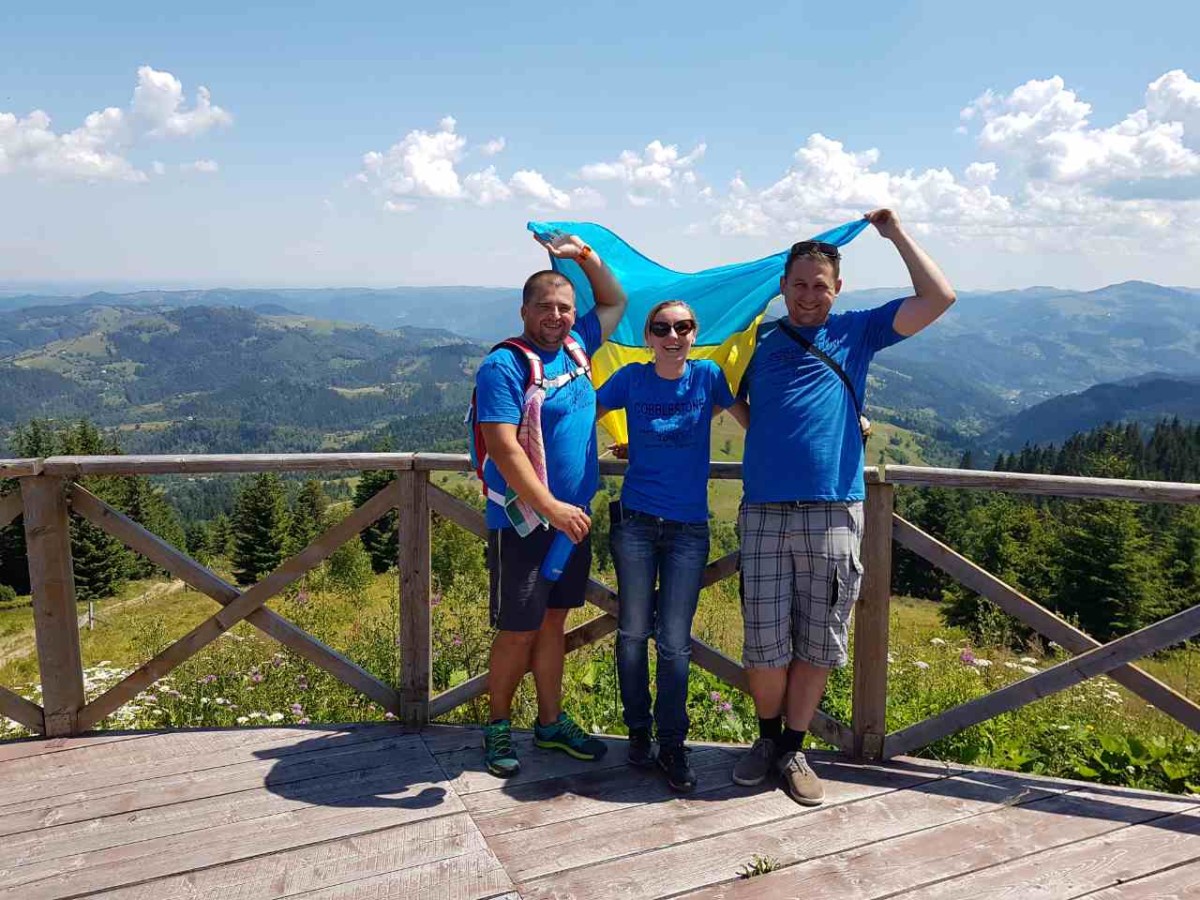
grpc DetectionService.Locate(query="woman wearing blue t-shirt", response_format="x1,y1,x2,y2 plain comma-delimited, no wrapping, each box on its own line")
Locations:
596,300,745,792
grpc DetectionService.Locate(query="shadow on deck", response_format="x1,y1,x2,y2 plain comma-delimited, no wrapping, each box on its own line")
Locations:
0,722,1197,899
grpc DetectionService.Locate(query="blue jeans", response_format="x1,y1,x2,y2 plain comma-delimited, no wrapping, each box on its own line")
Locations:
610,508,710,746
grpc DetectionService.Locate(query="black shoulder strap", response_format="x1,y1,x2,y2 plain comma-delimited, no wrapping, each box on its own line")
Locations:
775,319,862,416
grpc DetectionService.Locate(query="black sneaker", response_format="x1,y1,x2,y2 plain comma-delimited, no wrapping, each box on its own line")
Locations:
657,742,697,793
627,727,656,768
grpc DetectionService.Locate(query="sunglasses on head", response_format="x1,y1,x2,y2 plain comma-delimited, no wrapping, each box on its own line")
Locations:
649,319,696,338
788,240,841,261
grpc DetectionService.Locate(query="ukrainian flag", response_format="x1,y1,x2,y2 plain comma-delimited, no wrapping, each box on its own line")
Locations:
527,219,870,445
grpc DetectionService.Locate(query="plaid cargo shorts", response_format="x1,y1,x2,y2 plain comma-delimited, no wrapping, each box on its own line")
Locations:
738,501,865,668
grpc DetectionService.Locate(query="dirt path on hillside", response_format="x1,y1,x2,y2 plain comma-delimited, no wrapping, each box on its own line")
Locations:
0,579,185,667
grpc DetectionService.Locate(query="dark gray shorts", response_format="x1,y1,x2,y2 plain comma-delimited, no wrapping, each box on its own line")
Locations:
487,528,591,632
738,501,864,668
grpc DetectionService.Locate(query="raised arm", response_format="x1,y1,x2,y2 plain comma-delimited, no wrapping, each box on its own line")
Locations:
866,209,956,338
534,232,628,342
480,422,591,543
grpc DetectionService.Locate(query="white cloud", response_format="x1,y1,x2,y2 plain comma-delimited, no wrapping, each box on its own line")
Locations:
510,169,571,209
962,71,1200,186
0,66,231,183
579,139,706,204
480,137,506,156
182,159,219,173
359,118,575,211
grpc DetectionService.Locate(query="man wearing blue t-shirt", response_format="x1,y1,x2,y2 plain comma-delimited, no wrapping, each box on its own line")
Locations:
474,231,627,778
731,209,956,805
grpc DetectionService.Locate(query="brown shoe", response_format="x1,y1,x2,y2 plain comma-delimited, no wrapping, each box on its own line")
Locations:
777,750,824,806
732,736,778,786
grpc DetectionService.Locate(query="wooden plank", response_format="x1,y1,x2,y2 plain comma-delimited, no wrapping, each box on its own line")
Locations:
0,749,449,870
675,783,1197,899
398,470,432,727
20,475,84,737
884,464,1200,504
853,481,893,760
0,491,22,529
465,747,737,834
893,514,1200,735
701,549,739,588
0,732,425,837
1077,861,1200,899
885,597,1200,758
892,806,1200,899
600,459,748,480
429,613,618,719
411,452,476,473
0,685,43,735
86,813,507,900
0,459,41,478
0,772,465,899
432,729,632,796
69,485,402,713
427,482,487,539
0,731,147,765
76,480,406,731
39,453,417,477
0,725,403,811
515,769,1058,899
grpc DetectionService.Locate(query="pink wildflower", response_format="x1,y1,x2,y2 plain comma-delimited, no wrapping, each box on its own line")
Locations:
710,691,722,703
959,649,976,666
290,703,304,716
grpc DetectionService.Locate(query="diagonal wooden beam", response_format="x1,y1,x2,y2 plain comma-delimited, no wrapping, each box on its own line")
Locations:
426,483,486,539
427,613,618,719
0,685,44,735
893,514,1200,734
0,492,22,529
76,480,406,731
701,550,739,588
69,485,401,716
885,595,1200,758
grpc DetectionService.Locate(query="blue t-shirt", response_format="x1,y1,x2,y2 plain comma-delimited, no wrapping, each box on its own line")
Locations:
741,300,906,503
475,311,603,529
596,359,735,523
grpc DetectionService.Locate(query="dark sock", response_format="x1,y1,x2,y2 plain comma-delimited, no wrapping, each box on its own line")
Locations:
758,716,783,741
780,727,807,754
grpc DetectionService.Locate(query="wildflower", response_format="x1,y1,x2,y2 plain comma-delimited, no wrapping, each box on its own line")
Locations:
1126,765,1136,774
290,703,304,716
236,716,249,724
930,638,947,646
1020,665,1039,675
1057,724,1071,731
1019,657,1038,664
295,590,310,607
250,672,263,684
267,712,285,722
1004,661,1020,670
720,702,733,713
451,636,463,646
297,676,309,690
143,694,158,703
710,691,722,703
214,697,230,706
431,593,443,607
199,674,218,685
886,653,895,664
200,697,211,705
913,661,930,670
959,649,976,665
973,659,992,668
297,717,311,725
384,711,397,720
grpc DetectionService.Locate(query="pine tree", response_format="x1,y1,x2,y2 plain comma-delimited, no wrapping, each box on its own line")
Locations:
287,480,330,554
355,469,398,574
208,514,234,559
231,474,289,586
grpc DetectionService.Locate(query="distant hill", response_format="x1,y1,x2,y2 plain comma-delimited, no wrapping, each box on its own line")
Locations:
0,303,486,454
979,373,1200,452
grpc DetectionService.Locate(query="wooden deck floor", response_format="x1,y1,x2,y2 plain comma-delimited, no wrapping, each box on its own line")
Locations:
1,723,1198,899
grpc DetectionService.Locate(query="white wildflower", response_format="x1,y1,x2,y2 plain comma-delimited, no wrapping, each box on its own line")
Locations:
973,658,992,668
267,712,285,722
1020,665,1039,675
236,716,249,724
1019,657,1038,664
930,637,947,646
913,661,930,670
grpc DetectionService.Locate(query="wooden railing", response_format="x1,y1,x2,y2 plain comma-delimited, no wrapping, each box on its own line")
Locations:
1,454,1198,760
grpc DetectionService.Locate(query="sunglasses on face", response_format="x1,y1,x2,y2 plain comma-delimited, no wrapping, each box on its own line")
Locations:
788,240,841,261
649,319,696,338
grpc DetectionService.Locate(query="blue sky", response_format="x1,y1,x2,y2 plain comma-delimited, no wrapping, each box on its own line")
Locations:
3,1,1199,292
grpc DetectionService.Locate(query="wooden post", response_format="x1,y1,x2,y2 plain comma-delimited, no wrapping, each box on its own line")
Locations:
20,476,85,736
853,480,894,760
396,469,432,727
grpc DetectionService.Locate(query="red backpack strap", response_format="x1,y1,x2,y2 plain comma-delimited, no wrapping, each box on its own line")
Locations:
494,337,545,391
561,334,591,377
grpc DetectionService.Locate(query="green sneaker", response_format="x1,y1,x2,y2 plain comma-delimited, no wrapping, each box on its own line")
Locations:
483,719,520,777
534,712,608,761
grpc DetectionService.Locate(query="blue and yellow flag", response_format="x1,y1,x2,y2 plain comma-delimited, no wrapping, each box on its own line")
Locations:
526,219,870,444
